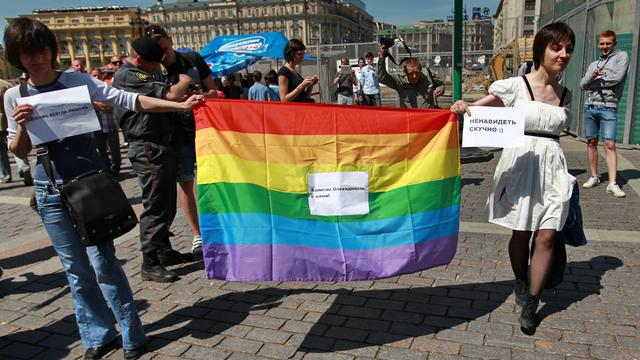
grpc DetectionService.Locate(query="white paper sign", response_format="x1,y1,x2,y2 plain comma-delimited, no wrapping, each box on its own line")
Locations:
308,172,369,216
16,85,101,145
462,106,526,148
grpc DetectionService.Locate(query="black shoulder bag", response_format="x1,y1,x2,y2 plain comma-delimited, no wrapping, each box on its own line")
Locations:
22,83,138,246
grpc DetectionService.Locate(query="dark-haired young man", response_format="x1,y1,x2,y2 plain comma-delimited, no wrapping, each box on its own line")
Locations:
145,24,218,257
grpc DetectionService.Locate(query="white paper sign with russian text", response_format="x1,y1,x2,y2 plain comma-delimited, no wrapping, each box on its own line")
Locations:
308,172,369,216
462,106,525,148
16,85,100,145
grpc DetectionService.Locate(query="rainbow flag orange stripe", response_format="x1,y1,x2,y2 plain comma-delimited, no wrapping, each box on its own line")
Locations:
195,100,460,281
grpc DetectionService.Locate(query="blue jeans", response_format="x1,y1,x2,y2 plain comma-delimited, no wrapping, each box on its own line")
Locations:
363,93,381,106
584,105,617,141
35,181,146,350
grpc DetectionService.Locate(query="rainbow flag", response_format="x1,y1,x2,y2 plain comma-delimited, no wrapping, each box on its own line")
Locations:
195,100,460,281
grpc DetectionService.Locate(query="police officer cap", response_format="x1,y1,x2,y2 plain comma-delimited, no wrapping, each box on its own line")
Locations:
131,37,164,62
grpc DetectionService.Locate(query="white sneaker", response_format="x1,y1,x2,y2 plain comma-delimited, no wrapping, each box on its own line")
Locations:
606,183,626,198
583,176,601,188
191,235,203,256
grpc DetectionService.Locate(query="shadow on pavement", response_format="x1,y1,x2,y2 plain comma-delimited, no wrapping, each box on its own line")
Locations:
142,256,622,354
0,247,57,273
0,256,622,358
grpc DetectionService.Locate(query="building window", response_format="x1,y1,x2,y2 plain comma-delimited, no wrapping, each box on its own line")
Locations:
59,41,69,55
71,18,80,24
525,0,535,11
115,16,124,22
103,39,113,54
74,40,84,56
101,17,109,23
56,19,65,24
86,18,94,23
524,16,535,25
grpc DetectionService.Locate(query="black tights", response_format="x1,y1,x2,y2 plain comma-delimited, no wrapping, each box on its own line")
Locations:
508,229,556,297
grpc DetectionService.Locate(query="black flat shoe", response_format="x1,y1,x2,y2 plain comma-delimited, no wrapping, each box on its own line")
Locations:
124,345,147,360
84,338,118,360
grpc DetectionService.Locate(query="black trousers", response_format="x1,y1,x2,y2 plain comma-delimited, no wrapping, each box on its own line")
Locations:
95,131,121,175
128,140,177,266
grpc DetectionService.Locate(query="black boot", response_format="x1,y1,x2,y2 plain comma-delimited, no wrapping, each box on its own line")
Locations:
514,278,528,307
518,293,539,335
141,265,178,283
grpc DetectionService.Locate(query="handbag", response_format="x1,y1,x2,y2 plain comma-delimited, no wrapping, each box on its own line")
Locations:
558,184,587,247
36,146,138,246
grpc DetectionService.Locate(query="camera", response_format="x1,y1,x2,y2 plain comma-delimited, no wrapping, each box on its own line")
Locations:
379,37,396,49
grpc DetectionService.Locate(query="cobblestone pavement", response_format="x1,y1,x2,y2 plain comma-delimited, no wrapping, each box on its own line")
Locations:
1,137,639,360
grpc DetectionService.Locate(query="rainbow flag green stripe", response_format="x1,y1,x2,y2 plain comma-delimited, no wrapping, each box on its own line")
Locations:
197,176,460,223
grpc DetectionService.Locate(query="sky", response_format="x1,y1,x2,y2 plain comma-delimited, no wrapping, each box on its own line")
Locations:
1,0,501,39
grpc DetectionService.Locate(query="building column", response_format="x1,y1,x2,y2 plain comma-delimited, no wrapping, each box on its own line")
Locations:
82,38,90,68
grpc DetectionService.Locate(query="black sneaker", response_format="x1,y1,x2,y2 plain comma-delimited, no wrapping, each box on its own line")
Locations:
83,338,118,360
19,169,33,186
124,345,147,360
141,265,178,283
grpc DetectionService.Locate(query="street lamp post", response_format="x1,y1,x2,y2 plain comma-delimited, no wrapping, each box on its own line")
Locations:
129,8,149,38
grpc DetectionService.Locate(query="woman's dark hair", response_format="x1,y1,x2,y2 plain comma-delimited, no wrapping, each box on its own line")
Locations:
264,70,278,84
532,22,575,69
283,39,306,63
3,17,59,72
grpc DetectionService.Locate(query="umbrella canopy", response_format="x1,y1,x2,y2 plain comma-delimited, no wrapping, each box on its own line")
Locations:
203,52,258,79
200,32,315,61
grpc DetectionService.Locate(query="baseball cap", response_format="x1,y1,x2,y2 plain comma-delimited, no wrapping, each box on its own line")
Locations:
131,37,165,62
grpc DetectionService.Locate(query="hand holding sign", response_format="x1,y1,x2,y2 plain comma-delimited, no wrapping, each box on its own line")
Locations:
461,106,526,148
16,85,100,145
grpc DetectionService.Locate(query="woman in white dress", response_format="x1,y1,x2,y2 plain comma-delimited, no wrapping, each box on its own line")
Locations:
450,22,576,334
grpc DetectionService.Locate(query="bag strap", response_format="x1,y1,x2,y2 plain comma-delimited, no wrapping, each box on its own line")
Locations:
19,81,57,188
426,67,439,108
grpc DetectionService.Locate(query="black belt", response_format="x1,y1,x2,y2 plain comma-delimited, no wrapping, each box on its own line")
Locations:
524,131,559,140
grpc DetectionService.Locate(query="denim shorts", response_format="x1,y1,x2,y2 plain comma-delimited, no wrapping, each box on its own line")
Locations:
174,141,196,182
584,105,618,141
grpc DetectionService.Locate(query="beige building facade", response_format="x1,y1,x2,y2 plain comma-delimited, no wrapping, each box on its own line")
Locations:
147,0,374,51
10,6,147,69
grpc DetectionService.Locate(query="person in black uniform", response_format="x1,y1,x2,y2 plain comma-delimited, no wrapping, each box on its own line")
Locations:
112,37,194,283
145,24,218,257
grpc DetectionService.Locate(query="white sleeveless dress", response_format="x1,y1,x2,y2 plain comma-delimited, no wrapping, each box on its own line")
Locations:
487,77,576,231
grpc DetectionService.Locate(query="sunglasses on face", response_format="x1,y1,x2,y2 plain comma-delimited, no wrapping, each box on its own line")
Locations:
145,26,168,38
111,61,123,65
599,42,613,46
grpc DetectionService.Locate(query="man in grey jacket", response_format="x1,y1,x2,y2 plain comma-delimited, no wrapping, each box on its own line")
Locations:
579,30,628,198
377,44,444,109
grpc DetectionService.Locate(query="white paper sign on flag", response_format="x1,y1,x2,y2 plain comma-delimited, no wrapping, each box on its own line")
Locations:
16,85,100,145
462,106,526,148
308,172,369,216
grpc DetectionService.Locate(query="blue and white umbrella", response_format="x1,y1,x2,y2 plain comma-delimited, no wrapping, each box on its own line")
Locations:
203,52,258,79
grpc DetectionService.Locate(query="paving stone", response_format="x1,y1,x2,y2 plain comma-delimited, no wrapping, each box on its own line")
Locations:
244,328,292,344
410,337,461,355
434,329,484,345
242,315,286,330
255,343,298,359
460,343,511,359
216,337,263,354
376,347,428,360
302,353,354,360
146,338,191,357
182,344,230,359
